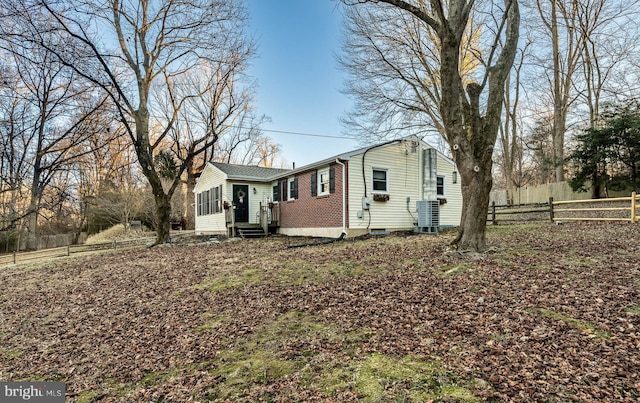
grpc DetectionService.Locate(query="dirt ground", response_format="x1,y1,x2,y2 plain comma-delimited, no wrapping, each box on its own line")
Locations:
0,222,638,402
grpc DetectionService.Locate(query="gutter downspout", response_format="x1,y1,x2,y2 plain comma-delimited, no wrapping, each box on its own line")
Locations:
335,158,347,237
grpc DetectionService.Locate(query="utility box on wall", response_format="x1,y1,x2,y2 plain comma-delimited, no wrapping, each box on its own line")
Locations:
415,200,439,233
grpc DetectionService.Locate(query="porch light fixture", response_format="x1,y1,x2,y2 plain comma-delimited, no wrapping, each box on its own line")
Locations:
253,187,257,194
452,171,458,184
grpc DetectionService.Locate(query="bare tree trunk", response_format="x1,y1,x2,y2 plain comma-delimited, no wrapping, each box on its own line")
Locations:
185,159,197,230
550,0,564,182
25,198,39,250
152,186,172,244
453,149,494,251
347,0,519,252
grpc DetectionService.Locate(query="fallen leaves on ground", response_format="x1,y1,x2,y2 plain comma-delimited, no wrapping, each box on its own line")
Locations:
0,222,638,402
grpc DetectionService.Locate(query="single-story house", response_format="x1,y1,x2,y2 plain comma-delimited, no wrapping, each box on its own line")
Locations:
193,135,462,238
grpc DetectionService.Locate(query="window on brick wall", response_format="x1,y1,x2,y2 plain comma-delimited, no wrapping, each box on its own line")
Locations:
318,169,330,195
312,166,336,197
288,177,298,200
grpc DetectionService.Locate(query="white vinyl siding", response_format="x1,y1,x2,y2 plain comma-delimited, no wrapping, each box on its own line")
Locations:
194,164,229,234
347,141,462,232
348,142,421,232
246,183,275,224
434,156,462,226
194,164,278,234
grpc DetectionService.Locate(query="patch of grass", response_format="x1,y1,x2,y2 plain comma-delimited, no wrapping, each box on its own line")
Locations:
196,268,262,292
205,311,338,400
139,364,207,386
76,389,103,403
78,376,145,402
1,349,24,359
213,349,299,396
197,257,374,292
278,259,372,285
85,223,155,245
626,305,640,315
318,353,481,402
195,312,228,332
487,224,542,235
535,308,611,339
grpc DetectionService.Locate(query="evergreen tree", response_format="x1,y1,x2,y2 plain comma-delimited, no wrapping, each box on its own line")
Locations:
569,102,640,197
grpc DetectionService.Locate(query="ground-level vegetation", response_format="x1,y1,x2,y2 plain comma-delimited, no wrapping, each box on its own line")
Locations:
0,223,638,401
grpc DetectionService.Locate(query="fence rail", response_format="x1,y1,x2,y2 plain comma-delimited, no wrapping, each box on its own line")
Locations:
487,201,552,224
551,192,639,223
0,231,195,267
488,192,640,224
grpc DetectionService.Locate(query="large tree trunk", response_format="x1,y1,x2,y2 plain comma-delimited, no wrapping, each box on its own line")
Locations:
451,122,495,251
455,164,493,251
185,159,197,230
25,164,43,250
153,187,172,244
134,109,173,245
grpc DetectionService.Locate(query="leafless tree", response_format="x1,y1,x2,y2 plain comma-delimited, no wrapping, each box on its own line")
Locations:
0,64,32,235
0,16,111,249
573,0,640,128
2,0,256,244
342,0,520,251
155,62,269,229
340,1,483,143
497,42,530,205
527,0,640,182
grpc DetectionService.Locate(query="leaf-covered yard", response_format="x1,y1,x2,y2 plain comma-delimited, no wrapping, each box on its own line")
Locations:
1,223,639,402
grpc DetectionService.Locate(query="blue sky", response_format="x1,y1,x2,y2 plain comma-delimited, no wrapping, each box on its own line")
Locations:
246,0,359,167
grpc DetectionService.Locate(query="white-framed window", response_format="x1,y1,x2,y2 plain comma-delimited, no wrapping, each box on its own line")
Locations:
288,177,298,200
204,189,211,214
437,175,445,196
318,169,330,195
197,186,223,216
372,168,388,193
212,186,221,213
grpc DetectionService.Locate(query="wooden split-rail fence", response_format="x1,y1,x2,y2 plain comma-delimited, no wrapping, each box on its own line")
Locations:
0,231,196,267
488,192,640,225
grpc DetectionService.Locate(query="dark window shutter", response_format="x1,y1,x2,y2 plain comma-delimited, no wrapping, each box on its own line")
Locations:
197,193,202,216
292,178,298,199
329,166,336,194
273,184,280,202
281,180,287,200
218,185,223,212
311,171,317,196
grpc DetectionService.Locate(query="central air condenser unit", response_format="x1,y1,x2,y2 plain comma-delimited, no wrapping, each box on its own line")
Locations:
415,200,440,233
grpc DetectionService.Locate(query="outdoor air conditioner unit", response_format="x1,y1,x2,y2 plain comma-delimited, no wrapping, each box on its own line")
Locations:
415,200,439,233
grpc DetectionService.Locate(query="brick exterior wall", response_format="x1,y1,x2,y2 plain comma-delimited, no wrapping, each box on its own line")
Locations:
279,162,348,229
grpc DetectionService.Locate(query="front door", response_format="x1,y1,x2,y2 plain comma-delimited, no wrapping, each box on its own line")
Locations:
233,184,249,223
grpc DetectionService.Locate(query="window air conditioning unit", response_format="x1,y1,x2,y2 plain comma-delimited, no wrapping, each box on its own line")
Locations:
415,200,439,233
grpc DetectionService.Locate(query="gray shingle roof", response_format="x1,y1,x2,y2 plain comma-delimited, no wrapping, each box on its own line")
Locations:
210,162,292,181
